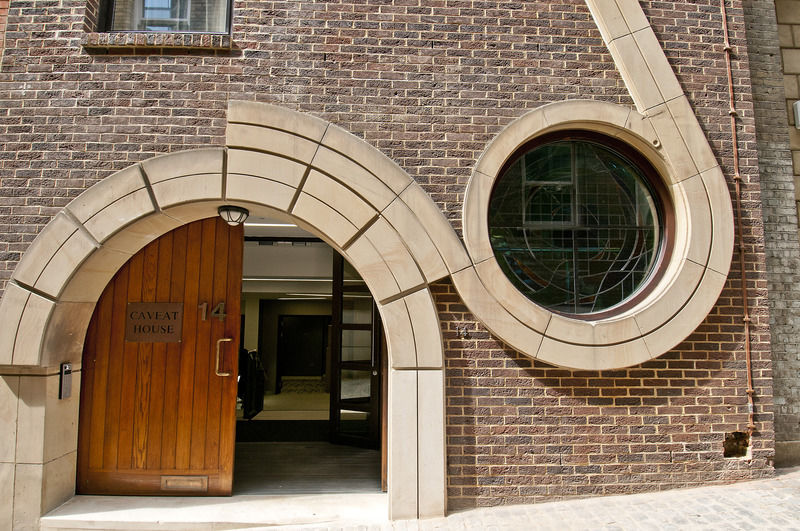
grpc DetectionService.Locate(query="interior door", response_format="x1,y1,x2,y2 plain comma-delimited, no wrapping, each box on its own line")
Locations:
329,253,382,448
77,217,243,495
277,314,330,391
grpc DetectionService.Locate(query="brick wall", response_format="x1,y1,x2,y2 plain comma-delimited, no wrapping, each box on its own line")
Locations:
0,0,775,506
762,0,800,460
0,0,8,52
777,0,800,184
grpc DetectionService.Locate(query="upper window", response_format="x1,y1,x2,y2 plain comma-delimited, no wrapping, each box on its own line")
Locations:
488,131,666,316
101,0,230,33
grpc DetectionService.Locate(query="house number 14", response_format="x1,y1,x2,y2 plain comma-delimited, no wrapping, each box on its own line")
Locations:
198,302,227,322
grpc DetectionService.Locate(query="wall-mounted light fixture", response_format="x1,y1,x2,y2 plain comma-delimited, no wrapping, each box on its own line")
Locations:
218,205,250,226
794,100,800,130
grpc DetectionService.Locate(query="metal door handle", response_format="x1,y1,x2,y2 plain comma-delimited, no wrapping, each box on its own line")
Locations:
216,338,233,376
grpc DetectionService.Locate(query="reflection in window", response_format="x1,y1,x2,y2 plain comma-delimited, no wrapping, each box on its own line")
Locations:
489,136,664,315
103,0,230,33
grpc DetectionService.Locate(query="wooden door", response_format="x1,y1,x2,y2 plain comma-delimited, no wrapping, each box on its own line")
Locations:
77,217,243,495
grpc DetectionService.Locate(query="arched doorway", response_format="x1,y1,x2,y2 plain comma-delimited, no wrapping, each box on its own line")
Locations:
0,102,467,520
76,215,388,498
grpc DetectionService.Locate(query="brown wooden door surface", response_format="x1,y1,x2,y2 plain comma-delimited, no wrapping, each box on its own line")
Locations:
77,217,243,496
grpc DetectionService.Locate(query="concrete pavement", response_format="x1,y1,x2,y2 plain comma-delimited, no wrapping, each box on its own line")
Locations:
40,467,800,530
395,466,800,531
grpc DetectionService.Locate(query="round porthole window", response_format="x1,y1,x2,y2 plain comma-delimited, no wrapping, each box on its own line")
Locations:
461,101,732,369
488,131,672,316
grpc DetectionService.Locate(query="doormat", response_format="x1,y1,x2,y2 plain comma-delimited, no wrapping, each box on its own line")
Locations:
280,376,327,394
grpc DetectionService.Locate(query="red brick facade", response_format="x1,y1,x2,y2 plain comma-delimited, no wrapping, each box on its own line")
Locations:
437,272,773,508
0,0,776,509
0,0,8,52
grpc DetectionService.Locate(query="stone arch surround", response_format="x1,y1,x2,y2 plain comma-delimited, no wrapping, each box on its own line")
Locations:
460,100,734,370
0,101,474,520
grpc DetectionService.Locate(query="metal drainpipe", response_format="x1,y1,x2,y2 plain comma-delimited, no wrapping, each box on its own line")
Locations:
720,0,756,435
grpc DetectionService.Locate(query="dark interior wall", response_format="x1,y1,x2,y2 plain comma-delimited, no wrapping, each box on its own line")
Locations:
276,314,330,379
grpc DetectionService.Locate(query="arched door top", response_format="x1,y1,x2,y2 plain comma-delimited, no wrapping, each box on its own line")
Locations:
0,101,469,371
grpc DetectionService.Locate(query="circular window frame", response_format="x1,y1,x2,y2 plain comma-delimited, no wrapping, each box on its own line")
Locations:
489,129,676,320
461,100,733,370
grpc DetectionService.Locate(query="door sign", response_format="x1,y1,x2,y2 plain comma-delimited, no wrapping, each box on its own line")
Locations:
125,302,184,342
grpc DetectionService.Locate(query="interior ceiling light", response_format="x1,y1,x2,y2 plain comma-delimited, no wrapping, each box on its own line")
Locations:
243,222,297,228
242,277,332,282
218,205,250,226
283,292,369,299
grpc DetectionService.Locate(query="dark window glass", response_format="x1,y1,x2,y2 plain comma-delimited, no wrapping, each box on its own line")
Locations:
103,0,229,33
489,137,663,315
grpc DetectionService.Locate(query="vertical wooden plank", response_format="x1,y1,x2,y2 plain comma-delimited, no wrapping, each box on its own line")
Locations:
76,304,97,483
218,222,243,492
145,232,173,470
117,250,144,470
133,242,158,469
161,225,187,471
102,264,130,471
176,221,203,470
204,220,229,472
84,278,114,472
189,218,216,471
77,278,105,484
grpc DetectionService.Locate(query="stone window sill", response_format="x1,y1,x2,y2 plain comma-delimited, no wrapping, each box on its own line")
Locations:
82,32,233,53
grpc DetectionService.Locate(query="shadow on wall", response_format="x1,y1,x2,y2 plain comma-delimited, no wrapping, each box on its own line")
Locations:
433,278,772,510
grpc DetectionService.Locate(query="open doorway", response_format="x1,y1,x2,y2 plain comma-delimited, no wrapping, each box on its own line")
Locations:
233,218,386,495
